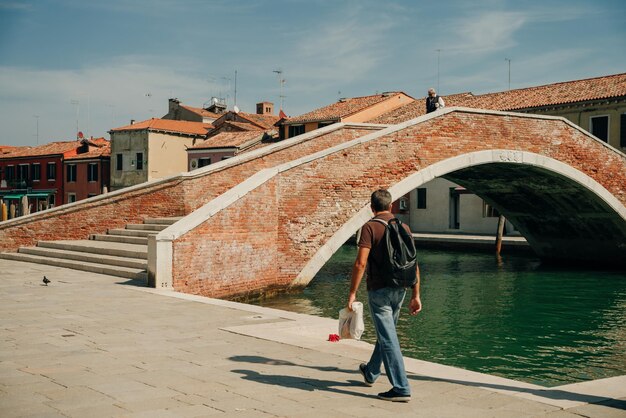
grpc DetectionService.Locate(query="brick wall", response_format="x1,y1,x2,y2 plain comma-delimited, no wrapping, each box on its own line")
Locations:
0,179,185,252
0,125,378,253
170,111,626,299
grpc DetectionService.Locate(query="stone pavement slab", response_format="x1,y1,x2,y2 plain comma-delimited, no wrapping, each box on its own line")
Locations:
0,259,624,417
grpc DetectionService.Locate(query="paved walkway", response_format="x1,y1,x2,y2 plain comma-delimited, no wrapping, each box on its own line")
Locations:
1,259,624,417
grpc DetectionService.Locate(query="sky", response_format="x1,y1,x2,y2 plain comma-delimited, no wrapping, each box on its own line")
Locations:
0,0,625,146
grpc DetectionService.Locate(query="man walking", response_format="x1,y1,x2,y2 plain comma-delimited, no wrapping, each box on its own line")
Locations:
347,189,422,402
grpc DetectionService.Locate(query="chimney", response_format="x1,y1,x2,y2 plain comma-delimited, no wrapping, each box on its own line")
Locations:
168,98,180,117
130,119,135,125
256,101,274,115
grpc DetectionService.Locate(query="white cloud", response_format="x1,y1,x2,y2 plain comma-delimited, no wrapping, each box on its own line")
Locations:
0,57,219,144
448,11,527,54
286,11,395,92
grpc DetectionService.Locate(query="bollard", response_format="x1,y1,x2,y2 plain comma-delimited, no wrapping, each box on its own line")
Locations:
495,215,506,255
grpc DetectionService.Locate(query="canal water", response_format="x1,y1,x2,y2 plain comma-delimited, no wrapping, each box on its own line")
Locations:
252,246,626,387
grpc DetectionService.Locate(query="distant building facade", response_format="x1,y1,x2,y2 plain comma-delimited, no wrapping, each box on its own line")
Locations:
63,138,110,203
280,92,413,139
109,119,212,190
0,138,109,218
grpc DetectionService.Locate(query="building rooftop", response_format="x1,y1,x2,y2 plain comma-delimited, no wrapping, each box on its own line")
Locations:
0,140,83,159
235,112,281,130
287,92,405,124
110,118,213,136
180,104,222,120
369,72,626,124
65,139,111,160
190,131,265,150
221,121,266,132
0,145,29,155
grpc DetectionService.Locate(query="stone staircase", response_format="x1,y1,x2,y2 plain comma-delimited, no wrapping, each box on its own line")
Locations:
0,217,181,280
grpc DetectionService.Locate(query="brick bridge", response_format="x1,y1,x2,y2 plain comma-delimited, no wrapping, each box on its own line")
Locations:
1,109,625,299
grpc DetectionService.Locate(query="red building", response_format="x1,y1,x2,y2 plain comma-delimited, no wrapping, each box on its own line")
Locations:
0,138,109,218
63,138,110,203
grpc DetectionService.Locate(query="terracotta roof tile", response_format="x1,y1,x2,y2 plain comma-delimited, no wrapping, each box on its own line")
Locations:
190,131,264,150
0,145,29,155
370,73,626,124
110,118,212,136
0,140,82,159
236,112,281,129
222,121,265,131
287,92,404,124
65,140,111,160
180,104,222,119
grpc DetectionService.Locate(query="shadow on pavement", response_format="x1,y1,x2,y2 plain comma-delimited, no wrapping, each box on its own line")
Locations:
230,355,625,410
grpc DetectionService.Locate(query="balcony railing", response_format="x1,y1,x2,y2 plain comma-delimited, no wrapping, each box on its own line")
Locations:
2,179,33,189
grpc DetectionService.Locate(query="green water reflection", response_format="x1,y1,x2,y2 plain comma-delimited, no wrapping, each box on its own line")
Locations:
254,246,626,387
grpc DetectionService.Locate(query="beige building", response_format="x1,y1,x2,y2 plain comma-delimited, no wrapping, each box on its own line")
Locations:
109,119,211,190
280,92,414,139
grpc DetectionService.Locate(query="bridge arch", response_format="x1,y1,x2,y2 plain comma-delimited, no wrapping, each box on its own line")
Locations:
294,150,626,286
158,108,626,299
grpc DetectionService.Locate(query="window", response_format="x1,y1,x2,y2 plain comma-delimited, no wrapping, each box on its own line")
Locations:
288,124,305,137
416,188,427,209
619,113,626,148
48,194,55,207
87,193,96,198
590,115,609,142
68,193,76,203
87,163,98,182
5,165,14,181
66,164,77,182
32,164,41,181
18,164,29,181
198,158,211,168
483,201,501,217
47,162,56,181
116,153,123,171
135,152,143,170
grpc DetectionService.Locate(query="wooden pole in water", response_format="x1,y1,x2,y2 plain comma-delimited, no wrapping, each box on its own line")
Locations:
495,215,506,255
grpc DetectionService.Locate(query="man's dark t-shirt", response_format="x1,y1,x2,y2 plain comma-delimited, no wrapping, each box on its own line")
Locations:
358,213,413,291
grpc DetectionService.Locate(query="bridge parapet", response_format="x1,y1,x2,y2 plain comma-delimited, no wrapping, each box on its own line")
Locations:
0,123,382,253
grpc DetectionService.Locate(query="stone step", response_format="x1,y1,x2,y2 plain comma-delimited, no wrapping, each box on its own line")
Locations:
90,234,148,245
125,223,169,231
19,247,147,269
143,217,182,225
0,252,147,280
107,228,157,238
37,240,148,259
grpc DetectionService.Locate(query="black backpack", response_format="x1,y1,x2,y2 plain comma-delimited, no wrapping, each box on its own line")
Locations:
371,218,418,288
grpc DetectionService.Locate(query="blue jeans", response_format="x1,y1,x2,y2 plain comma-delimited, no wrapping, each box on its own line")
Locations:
363,287,410,395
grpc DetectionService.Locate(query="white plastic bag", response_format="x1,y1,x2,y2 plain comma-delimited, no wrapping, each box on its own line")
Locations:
338,301,365,340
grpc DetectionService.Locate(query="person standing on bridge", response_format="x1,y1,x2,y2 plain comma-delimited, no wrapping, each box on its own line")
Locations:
426,88,445,113
347,189,422,402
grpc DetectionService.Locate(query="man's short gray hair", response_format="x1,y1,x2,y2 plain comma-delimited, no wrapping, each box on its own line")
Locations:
371,189,392,212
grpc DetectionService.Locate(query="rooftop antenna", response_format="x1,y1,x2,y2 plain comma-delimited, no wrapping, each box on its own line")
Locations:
234,69,238,107
221,76,231,108
436,49,442,92
33,115,39,145
505,58,511,90
273,69,286,110
70,99,79,138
